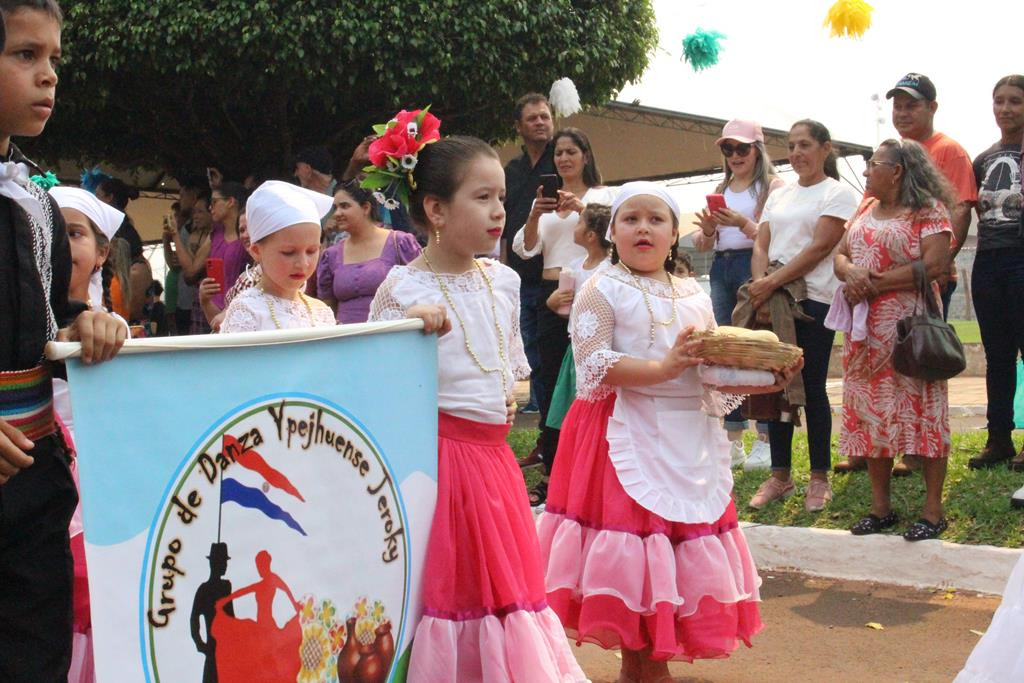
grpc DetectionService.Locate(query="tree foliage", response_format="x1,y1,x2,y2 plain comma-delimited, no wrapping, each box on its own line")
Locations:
28,0,658,181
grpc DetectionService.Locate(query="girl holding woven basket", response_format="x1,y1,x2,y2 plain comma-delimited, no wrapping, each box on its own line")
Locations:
537,181,801,682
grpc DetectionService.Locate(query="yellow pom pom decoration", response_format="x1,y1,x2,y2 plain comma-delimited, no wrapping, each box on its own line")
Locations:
823,0,873,39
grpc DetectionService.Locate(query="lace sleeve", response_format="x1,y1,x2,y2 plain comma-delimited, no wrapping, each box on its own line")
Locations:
508,293,532,381
571,281,623,400
219,295,261,333
368,272,406,322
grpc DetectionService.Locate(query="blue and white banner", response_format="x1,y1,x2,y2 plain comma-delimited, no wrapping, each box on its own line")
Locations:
51,322,438,683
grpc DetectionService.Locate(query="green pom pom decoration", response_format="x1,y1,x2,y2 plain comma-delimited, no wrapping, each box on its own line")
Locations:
682,28,725,72
30,171,59,190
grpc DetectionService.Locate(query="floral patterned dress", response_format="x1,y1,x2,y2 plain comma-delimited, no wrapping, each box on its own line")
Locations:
838,198,952,459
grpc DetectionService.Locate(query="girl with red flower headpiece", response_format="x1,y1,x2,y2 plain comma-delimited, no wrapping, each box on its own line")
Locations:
368,119,586,681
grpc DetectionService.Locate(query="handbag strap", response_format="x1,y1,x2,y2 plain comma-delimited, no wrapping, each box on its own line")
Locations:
911,260,942,318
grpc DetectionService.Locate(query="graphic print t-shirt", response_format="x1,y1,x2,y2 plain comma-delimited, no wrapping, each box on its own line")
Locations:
973,142,1023,250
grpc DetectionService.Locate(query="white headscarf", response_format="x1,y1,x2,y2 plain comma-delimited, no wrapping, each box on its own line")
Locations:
605,181,681,241
49,186,125,240
246,180,333,243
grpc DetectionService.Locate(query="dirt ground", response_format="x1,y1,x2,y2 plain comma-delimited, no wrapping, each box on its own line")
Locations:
572,571,1001,683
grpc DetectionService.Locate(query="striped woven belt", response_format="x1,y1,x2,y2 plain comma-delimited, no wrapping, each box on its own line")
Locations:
0,365,55,441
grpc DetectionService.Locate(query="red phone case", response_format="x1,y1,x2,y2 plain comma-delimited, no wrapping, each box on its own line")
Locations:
706,194,727,213
206,258,225,290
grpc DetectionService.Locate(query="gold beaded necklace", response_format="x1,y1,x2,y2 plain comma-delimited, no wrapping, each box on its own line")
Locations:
420,249,510,395
260,283,314,330
618,262,679,344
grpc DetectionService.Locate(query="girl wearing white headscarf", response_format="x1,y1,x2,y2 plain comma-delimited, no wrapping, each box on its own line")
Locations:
49,185,129,683
219,181,336,332
537,182,800,681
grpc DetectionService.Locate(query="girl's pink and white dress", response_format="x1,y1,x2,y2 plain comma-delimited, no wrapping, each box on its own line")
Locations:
537,266,762,662
369,259,586,682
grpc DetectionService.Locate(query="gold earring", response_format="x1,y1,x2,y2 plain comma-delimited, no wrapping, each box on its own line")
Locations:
434,228,440,245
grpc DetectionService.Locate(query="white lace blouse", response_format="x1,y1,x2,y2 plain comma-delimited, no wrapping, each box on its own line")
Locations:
368,259,531,424
571,266,737,414
219,286,337,333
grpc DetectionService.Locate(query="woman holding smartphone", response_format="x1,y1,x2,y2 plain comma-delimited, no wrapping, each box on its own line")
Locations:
512,127,615,504
695,119,785,469
746,119,859,513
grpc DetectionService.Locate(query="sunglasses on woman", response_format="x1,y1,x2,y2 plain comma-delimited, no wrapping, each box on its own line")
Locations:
720,142,753,158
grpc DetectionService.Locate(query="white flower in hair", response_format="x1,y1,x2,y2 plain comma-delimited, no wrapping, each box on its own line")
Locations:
549,77,582,117
384,198,400,210
406,121,419,137
400,154,417,170
372,191,386,204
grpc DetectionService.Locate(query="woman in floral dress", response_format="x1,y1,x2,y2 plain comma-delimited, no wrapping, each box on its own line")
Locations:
834,139,955,541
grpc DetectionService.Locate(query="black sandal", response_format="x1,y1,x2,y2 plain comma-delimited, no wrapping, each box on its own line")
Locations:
528,481,548,507
903,518,947,542
850,511,899,536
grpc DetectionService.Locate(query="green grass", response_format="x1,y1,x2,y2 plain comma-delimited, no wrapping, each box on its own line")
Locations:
510,428,1024,548
833,319,980,346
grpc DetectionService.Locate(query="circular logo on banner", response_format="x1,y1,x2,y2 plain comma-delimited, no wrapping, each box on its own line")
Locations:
141,397,409,682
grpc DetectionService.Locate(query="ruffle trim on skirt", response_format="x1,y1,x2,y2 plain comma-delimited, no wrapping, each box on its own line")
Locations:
408,606,588,683
536,511,762,661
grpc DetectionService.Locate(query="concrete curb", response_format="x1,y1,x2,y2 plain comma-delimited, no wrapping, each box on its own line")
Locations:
741,522,1022,595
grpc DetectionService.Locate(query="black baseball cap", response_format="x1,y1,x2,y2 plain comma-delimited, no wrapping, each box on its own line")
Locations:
295,146,334,175
886,73,936,102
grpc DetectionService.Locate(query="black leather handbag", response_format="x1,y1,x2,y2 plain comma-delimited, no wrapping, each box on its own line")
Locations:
892,260,966,381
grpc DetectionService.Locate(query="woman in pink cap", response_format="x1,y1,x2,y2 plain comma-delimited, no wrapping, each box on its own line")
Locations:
694,120,785,469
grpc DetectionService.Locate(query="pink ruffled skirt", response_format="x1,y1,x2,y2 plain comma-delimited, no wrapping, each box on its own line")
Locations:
538,395,762,662
407,412,585,682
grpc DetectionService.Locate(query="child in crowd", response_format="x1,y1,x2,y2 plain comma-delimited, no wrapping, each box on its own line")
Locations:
49,185,128,683
537,182,800,682
673,249,694,278
368,133,586,681
540,203,613,488
0,2,125,679
219,181,336,332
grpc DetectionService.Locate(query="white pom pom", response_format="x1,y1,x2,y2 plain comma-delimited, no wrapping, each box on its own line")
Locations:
549,77,581,117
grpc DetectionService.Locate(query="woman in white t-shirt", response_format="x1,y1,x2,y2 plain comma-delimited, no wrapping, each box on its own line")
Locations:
694,119,786,469
746,119,860,513
512,127,616,498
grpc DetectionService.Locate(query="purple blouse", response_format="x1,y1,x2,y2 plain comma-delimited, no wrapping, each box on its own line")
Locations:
317,229,421,323
209,223,251,309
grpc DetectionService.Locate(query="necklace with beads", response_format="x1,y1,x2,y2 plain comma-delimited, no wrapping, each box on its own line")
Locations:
420,249,511,396
260,283,314,330
618,262,679,345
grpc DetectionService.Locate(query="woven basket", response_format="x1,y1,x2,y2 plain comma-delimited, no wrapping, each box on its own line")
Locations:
692,332,803,372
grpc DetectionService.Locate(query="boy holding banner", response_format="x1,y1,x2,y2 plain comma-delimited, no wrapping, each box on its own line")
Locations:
0,1,125,679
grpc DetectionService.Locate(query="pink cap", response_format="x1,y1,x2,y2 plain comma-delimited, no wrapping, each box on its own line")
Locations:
715,119,764,146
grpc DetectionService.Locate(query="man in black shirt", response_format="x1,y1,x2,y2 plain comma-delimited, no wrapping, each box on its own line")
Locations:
503,93,555,420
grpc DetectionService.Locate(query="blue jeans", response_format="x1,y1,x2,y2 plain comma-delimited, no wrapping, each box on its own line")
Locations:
769,300,835,473
519,282,544,407
710,249,768,435
972,248,1024,438
940,279,956,322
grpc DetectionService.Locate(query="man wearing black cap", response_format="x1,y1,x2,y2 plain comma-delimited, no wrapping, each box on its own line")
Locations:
190,542,233,682
887,73,977,320
294,146,337,197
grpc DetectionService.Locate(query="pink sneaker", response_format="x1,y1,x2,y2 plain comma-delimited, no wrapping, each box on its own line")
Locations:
805,478,833,512
748,476,796,509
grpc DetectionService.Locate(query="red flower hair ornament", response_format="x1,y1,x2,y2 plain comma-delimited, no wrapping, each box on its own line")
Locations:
361,107,441,209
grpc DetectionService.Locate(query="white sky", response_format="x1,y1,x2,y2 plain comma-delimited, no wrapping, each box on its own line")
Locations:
622,0,1021,156
613,0,1022,218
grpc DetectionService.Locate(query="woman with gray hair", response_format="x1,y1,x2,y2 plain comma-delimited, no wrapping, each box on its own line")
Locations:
834,138,955,541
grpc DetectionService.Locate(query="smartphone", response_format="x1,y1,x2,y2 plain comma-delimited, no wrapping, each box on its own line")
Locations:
706,193,727,213
539,174,560,199
206,257,225,290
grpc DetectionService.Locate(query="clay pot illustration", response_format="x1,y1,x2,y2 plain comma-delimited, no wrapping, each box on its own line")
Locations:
375,621,395,670
355,639,385,683
337,617,361,682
